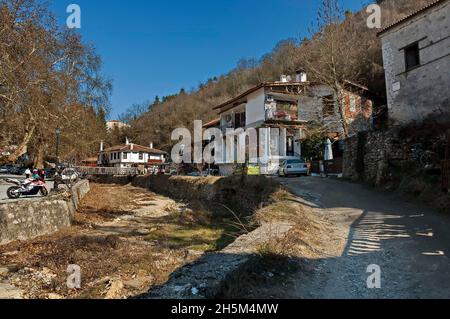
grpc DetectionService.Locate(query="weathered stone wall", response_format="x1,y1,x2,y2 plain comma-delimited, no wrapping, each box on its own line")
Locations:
343,130,410,183
0,180,90,245
145,222,293,299
380,1,450,125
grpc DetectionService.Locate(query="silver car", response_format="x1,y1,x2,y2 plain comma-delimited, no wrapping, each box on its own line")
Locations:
279,159,309,177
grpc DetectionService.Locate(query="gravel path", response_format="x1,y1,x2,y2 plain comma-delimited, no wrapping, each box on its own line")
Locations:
278,177,450,299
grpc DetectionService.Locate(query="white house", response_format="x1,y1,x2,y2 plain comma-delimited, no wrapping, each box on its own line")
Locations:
98,139,167,168
211,72,373,176
213,76,309,175
106,120,130,131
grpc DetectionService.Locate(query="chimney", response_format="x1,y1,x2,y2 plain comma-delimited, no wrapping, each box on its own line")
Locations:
149,142,154,149
100,141,104,152
296,69,307,83
130,143,134,151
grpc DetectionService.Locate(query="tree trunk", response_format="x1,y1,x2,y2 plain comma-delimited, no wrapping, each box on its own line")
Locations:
6,125,36,163
335,84,350,138
33,144,46,169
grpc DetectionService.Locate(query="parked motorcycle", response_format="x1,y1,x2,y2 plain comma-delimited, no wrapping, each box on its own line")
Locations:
4,178,49,199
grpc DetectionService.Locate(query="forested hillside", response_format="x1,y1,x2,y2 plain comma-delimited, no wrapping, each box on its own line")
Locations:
126,0,435,151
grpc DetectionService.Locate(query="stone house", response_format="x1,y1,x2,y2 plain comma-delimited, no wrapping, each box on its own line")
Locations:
378,0,450,125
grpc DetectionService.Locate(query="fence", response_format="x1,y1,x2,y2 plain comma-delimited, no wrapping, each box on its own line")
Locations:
76,166,141,176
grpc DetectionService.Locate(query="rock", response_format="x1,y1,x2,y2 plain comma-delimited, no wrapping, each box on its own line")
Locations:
89,276,111,287
0,283,24,299
0,267,10,277
47,293,64,300
123,277,148,290
105,280,125,299
134,228,151,236
2,251,19,257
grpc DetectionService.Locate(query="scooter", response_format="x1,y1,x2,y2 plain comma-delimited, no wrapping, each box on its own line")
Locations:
4,178,49,199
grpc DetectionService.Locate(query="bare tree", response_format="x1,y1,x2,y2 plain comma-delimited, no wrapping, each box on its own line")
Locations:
0,0,111,167
296,0,373,138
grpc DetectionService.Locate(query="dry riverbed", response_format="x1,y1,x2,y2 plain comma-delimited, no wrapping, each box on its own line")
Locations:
0,183,241,299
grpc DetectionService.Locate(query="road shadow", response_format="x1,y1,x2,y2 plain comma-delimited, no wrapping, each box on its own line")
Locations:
140,177,450,299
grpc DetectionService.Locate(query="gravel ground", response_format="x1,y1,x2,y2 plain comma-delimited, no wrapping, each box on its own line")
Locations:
278,177,450,299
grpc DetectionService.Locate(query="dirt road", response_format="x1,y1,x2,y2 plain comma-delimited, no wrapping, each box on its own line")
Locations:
278,177,450,299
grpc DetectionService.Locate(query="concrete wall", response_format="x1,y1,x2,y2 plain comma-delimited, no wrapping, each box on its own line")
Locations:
381,1,450,125
0,180,90,245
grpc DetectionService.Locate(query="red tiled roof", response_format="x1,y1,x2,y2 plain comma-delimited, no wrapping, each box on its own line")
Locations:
103,144,167,154
148,159,164,164
82,157,98,163
377,0,448,36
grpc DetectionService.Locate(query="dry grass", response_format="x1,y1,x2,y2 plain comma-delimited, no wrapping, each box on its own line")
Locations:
0,183,241,299
0,178,335,299
216,185,335,299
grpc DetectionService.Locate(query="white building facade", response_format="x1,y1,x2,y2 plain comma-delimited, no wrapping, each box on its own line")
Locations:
213,81,309,176
98,141,166,169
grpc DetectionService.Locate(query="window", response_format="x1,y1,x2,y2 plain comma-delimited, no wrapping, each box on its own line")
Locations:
234,112,246,128
322,95,335,117
123,152,127,160
139,152,144,160
405,43,420,71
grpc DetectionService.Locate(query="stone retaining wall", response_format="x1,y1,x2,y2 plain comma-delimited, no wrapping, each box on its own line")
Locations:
343,130,410,184
144,222,294,299
0,180,90,245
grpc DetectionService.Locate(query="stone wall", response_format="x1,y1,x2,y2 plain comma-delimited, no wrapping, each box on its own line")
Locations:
145,222,293,299
343,130,410,184
380,1,450,125
0,180,90,245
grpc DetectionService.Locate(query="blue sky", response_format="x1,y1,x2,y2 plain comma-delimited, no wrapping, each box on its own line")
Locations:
50,0,368,119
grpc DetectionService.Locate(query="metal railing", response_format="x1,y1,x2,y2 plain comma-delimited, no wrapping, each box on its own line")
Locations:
76,166,141,176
